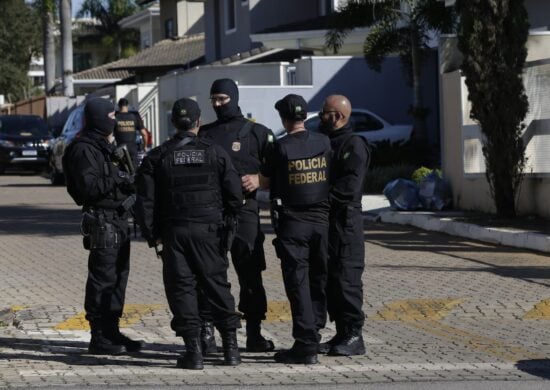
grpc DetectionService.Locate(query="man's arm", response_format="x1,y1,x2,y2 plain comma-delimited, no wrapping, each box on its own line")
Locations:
134,155,159,245
217,146,244,214
330,137,370,205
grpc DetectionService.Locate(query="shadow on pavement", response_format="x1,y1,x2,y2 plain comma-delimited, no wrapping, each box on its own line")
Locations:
0,205,80,236
367,222,550,287
515,360,550,379
0,337,273,367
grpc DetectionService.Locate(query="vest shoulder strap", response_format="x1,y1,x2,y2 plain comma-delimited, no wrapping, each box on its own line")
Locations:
160,136,194,160
237,120,254,140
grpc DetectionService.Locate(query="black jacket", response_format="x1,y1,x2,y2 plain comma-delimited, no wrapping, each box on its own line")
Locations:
199,112,275,180
328,124,370,208
63,131,133,210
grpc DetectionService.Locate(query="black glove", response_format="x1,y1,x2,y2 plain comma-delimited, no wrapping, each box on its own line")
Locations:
113,167,135,193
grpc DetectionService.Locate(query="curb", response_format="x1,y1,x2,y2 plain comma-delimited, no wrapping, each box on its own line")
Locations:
375,210,550,253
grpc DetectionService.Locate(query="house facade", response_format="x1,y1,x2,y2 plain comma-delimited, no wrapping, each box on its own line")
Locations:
438,0,550,217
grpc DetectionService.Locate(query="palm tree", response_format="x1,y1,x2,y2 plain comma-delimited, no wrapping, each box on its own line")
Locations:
77,0,139,61
38,0,57,95
326,0,455,144
60,0,74,96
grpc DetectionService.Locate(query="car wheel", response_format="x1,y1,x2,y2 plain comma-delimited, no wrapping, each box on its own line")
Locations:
0,164,5,174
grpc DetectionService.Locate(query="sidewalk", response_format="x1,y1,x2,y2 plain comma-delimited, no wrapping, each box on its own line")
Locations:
362,195,550,253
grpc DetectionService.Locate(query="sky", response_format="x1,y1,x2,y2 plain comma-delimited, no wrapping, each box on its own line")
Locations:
72,0,84,16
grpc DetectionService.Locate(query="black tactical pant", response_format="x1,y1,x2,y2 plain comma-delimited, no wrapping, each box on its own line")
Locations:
162,222,241,338
84,217,130,327
326,206,365,329
200,200,267,323
273,216,328,354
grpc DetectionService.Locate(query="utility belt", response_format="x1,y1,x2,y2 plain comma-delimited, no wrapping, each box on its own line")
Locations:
80,201,133,250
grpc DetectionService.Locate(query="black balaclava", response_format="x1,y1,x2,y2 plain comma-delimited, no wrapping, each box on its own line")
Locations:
210,78,240,122
84,97,117,136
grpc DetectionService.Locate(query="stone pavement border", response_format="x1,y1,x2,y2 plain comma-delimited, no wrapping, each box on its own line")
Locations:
361,195,550,254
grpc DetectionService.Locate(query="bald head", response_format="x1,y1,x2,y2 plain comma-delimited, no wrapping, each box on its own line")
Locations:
320,95,352,132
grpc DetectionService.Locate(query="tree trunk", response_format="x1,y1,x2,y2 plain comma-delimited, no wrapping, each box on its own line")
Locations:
60,0,74,97
42,2,56,95
409,22,427,145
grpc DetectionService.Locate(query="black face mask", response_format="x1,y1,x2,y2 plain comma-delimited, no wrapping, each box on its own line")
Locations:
210,78,240,121
84,98,117,136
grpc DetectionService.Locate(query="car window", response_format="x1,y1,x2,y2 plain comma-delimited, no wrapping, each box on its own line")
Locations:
350,113,383,132
0,116,49,137
304,116,321,132
62,108,83,136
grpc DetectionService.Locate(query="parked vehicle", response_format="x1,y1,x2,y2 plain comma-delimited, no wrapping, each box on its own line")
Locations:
49,105,146,185
48,105,84,185
304,109,413,146
0,115,52,174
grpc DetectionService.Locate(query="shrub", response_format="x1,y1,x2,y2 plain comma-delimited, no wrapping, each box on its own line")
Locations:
411,166,442,183
364,163,417,194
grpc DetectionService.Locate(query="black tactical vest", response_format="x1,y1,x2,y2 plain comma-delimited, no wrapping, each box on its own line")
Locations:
210,121,256,175
114,112,138,145
157,138,223,221
276,132,331,206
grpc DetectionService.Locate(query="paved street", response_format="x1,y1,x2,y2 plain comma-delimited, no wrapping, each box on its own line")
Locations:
1,174,550,388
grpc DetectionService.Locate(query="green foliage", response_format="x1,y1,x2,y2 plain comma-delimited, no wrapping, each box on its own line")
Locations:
411,166,441,183
364,163,417,194
0,0,41,102
456,0,529,218
77,0,139,61
369,140,435,168
326,1,456,142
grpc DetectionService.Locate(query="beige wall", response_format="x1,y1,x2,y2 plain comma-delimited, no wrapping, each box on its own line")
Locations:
440,34,550,218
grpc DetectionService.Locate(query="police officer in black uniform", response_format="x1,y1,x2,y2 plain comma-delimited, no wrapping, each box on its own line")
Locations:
114,98,147,166
199,78,275,353
135,98,243,369
62,97,143,355
318,95,370,356
265,94,332,364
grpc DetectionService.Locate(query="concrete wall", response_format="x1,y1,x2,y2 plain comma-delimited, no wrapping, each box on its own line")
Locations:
249,0,320,34
527,0,550,30
160,0,203,39
157,54,439,143
439,34,550,218
204,0,251,63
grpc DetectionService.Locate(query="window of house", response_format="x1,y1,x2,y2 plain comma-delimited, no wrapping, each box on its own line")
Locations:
165,18,174,38
225,0,236,34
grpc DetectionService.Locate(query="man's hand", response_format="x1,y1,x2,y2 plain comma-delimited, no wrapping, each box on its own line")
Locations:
241,174,259,193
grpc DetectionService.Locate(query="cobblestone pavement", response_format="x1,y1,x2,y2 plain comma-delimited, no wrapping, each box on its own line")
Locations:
1,174,550,388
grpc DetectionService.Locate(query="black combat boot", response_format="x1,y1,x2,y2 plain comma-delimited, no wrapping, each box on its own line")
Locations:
177,337,204,370
104,320,144,353
274,346,318,365
245,320,275,352
200,321,217,355
221,330,241,366
328,326,365,356
318,322,345,354
88,329,126,355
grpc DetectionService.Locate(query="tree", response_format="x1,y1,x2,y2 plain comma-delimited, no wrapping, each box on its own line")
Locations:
36,0,57,94
326,0,455,145
60,0,74,96
456,0,529,218
77,0,139,61
0,0,41,102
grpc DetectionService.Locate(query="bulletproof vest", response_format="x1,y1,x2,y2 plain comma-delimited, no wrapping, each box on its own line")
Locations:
157,138,223,220
277,132,331,206
210,121,256,175
114,112,138,145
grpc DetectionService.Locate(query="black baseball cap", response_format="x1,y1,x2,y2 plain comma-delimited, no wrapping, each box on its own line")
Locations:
171,98,201,123
275,94,307,121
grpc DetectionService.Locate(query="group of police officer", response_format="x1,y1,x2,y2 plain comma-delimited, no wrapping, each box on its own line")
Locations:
63,78,370,369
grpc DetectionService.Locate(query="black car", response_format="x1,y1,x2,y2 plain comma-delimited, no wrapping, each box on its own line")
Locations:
0,115,52,174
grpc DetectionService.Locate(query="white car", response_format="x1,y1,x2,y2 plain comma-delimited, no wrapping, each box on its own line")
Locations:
303,109,413,146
